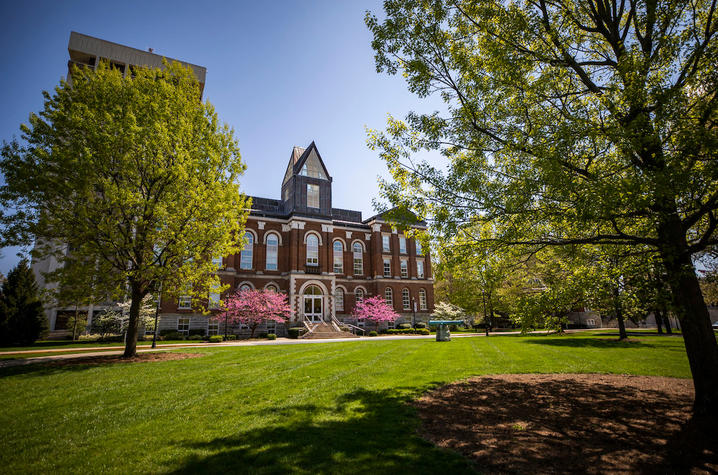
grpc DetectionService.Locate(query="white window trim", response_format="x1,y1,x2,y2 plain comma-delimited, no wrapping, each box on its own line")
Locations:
400,259,409,278
178,295,192,310
383,259,391,277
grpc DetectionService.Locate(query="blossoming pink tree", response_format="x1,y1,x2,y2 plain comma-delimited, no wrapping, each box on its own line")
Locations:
215,288,291,338
352,295,399,331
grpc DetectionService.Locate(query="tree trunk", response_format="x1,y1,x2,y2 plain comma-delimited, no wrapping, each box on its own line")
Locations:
123,283,144,357
655,308,664,334
658,220,718,424
663,309,673,334
613,286,628,340
72,303,79,341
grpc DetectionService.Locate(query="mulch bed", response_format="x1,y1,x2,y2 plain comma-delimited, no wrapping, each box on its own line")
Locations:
44,352,204,367
413,374,718,474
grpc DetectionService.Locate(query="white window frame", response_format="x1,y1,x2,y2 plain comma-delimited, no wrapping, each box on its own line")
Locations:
178,295,192,310
399,236,406,254
384,287,393,306
382,235,390,252
400,259,408,278
307,184,320,208
355,288,364,303
306,234,319,265
208,321,219,336
417,260,425,279
240,231,253,270
335,289,344,311
266,233,279,270
353,242,363,275
177,317,190,335
416,240,422,256
402,289,410,310
383,259,391,277
266,319,277,334
419,289,427,310
333,240,344,274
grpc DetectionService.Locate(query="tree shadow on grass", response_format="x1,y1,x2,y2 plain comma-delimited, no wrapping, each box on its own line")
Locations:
169,386,477,474
521,337,664,349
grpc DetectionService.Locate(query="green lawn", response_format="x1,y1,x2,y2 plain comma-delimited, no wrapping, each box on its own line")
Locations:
0,332,691,474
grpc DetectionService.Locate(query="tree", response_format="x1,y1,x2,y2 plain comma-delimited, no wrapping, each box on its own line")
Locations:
366,0,718,421
0,61,249,357
90,311,121,340
431,301,465,321
216,289,291,338
0,259,47,345
352,295,400,329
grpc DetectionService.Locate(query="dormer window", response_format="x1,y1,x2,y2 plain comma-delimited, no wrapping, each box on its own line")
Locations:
307,184,319,208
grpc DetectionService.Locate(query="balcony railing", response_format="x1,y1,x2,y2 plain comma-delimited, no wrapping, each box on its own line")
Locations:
305,265,321,275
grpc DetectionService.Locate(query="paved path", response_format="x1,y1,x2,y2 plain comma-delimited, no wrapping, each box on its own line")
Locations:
0,329,602,369
0,333,492,368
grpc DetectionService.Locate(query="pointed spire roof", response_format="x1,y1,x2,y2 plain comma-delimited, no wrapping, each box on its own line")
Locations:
281,141,331,185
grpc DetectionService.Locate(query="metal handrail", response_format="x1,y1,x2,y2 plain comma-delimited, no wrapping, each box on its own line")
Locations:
331,314,365,335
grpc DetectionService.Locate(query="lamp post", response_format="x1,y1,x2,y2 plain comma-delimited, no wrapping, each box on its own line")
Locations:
412,297,417,328
482,290,489,337
151,281,162,349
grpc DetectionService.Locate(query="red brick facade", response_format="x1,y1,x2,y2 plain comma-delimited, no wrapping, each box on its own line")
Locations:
159,142,434,335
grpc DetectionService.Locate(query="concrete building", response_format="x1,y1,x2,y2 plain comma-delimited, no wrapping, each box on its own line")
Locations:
159,142,435,337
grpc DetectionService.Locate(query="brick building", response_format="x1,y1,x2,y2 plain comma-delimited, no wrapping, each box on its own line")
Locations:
158,141,434,336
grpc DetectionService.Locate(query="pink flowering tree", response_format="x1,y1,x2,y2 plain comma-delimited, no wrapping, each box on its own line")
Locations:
215,288,291,338
352,295,399,330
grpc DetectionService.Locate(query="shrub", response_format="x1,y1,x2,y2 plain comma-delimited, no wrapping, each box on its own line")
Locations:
258,332,268,339
223,334,237,341
417,328,430,335
369,331,378,337
208,335,223,343
288,327,305,339
266,333,277,340
161,331,184,341
188,334,203,340
159,329,177,337
188,329,206,337
449,324,458,331
398,323,412,329
415,322,427,329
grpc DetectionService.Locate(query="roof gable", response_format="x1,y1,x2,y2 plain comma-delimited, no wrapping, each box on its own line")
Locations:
281,141,331,187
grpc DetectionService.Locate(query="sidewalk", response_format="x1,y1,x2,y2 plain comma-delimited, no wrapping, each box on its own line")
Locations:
0,333,487,368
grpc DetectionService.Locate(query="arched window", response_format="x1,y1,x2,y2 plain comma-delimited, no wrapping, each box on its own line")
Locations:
384,287,393,306
419,289,427,310
306,234,319,265
355,288,364,303
402,288,410,310
353,242,363,275
240,231,253,270
266,284,278,292
335,288,344,311
266,233,278,270
238,283,253,292
333,240,344,273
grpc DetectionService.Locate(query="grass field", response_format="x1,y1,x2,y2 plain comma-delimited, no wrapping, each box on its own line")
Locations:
0,332,691,474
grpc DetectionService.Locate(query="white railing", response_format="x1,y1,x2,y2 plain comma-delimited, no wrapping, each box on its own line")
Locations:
330,314,365,336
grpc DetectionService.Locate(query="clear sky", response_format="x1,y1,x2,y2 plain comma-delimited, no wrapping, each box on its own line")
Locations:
0,0,442,275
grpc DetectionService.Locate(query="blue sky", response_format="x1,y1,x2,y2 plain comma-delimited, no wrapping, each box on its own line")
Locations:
0,0,442,275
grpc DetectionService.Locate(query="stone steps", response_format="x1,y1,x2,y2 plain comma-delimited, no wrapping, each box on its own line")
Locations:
301,322,359,339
